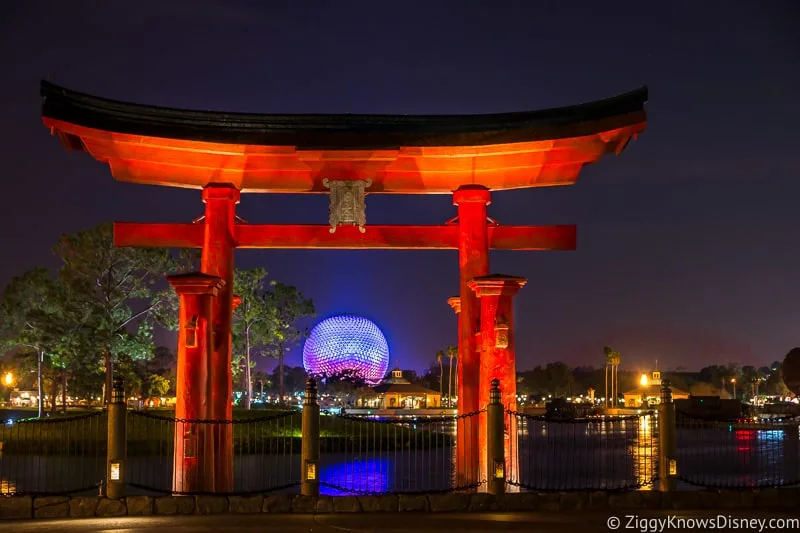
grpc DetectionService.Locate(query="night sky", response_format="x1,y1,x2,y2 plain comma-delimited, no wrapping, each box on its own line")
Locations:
1,1,798,373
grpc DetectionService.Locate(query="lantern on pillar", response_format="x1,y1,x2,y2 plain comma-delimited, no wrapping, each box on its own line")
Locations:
185,316,199,348
494,318,509,349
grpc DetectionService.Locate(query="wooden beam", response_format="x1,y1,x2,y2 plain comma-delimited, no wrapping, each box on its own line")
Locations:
237,224,455,250
490,225,575,250
114,222,576,250
114,222,204,248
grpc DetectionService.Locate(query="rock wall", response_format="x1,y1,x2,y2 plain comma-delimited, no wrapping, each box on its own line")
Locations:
1,490,799,520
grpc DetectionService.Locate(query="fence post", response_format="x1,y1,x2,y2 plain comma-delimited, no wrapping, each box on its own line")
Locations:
106,376,127,499
487,378,505,495
658,379,677,492
302,378,320,496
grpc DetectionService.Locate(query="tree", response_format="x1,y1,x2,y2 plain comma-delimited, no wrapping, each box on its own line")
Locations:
782,348,800,396
151,346,176,373
419,363,440,392
0,269,59,416
53,223,182,404
436,350,444,398
446,344,457,407
147,374,171,398
319,368,366,407
0,268,96,415
740,365,760,398
262,282,314,405
269,365,307,397
603,346,622,407
232,267,272,410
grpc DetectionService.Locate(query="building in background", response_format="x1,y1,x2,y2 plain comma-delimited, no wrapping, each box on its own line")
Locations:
358,368,442,409
623,370,689,407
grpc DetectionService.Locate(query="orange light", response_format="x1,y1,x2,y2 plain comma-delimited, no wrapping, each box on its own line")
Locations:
640,373,648,387
3,372,13,386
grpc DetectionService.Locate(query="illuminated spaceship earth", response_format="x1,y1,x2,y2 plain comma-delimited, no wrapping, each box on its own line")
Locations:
302,315,390,385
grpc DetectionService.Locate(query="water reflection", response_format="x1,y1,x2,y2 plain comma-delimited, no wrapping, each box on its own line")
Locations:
630,414,656,490
1,419,798,495
0,480,16,495
321,457,388,495
676,422,800,487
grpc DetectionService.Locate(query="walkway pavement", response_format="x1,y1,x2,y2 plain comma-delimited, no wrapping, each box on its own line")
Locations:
5,511,800,533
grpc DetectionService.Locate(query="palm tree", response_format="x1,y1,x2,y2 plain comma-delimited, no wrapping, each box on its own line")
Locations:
446,345,457,407
603,346,622,408
436,350,445,399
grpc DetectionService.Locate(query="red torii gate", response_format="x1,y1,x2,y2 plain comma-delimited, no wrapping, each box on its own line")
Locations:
40,81,647,492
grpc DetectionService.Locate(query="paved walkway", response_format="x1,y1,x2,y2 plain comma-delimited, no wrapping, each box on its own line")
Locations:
5,511,800,533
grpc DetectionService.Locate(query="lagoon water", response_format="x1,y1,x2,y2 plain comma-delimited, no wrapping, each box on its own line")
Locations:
1,420,798,495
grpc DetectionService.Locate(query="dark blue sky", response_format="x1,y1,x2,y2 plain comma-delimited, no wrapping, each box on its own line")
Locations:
1,1,798,373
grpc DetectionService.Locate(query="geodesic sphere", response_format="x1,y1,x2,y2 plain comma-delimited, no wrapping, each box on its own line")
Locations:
302,315,390,385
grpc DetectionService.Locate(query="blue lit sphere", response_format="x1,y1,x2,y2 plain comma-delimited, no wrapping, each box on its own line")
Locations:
302,315,390,385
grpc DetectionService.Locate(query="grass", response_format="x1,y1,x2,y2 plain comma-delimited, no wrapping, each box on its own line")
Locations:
0,408,456,456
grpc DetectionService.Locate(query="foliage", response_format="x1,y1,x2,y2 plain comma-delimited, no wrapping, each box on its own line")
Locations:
317,368,366,406
147,374,171,397
518,362,577,396
269,365,307,395
262,282,315,402
0,268,98,412
232,267,272,409
782,348,800,395
52,222,184,402
603,346,621,366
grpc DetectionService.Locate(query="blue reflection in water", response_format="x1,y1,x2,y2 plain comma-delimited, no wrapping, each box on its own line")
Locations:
321,456,389,495
758,430,784,442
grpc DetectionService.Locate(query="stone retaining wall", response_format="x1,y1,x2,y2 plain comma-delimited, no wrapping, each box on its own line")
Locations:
1,489,798,520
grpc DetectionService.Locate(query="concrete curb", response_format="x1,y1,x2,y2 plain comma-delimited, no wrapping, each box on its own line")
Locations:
2,489,798,520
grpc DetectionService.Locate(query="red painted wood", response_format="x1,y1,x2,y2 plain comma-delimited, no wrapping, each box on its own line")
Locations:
453,185,491,487
470,275,527,487
167,273,223,493
114,223,576,250
200,184,239,493
42,118,645,193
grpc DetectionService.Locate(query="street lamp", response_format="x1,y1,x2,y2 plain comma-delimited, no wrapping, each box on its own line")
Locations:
3,372,13,387
730,378,736,400
640,373,649,387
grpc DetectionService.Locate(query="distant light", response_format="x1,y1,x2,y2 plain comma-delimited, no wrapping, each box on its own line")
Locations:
640,374,648,387
3,372,13,386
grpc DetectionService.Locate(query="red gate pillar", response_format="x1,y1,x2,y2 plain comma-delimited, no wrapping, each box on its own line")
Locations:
469,274,527,490
201,183,240,492
167,273,225,494
453,185,490,487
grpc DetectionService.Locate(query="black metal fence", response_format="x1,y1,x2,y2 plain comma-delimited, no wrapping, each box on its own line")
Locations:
318,411,483,495
126,410,301,495
675,413,800,489
6,395,800,496
505,411,658,491
0,412,106,496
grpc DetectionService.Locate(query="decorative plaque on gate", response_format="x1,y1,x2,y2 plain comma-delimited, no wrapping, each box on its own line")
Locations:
323,179,371,233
